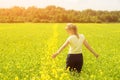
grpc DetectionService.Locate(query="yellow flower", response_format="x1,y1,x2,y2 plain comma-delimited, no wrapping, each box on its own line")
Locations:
99,70,103,75
90,75,94,78
15,76,19,80
60,73,69,80
32,77,35,80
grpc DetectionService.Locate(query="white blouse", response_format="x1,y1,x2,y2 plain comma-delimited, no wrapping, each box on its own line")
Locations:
66,34,85,54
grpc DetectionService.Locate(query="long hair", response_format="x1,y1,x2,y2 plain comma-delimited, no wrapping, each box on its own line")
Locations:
65,23,79,39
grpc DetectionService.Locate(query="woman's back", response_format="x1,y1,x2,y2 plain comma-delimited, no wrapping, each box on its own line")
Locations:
67,34,85,54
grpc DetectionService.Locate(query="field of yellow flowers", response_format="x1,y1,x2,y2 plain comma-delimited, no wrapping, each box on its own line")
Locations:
0,23,120,80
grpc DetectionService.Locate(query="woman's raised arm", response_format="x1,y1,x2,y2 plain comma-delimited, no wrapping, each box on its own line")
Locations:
83,39,99,58
52,40,69,58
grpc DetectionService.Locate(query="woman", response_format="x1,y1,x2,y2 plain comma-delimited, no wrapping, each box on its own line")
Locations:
52,23,99,73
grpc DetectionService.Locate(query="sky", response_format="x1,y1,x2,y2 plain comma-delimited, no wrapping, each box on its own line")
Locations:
0,0,120,11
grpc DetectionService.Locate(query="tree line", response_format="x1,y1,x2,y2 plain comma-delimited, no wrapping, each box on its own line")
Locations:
0,6,120,23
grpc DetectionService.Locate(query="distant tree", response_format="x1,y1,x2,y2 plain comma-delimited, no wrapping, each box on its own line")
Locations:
0,6,120,23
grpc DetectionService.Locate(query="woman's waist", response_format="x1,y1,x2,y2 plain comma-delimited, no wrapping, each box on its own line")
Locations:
68,53,82,55
69,48,82,53
67,53,83,59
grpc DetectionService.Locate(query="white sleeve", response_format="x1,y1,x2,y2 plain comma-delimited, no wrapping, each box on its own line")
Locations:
81,34,85,40
66,36,71,43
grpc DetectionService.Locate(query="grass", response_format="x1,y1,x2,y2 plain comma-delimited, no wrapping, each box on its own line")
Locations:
0,23,120,80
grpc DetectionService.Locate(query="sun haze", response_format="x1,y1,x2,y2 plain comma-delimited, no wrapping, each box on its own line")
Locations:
0,0,120,11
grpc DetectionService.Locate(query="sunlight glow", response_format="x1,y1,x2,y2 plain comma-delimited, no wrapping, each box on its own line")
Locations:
0,0,120,11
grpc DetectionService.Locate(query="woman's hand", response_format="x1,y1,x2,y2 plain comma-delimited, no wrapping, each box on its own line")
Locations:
94,53,99,58
52,53,58,59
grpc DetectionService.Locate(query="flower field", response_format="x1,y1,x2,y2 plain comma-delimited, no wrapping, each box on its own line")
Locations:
0,23,120,80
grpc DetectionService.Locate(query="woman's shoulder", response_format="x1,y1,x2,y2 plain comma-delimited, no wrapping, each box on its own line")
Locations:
79,33,85,36
79,33,85,39
68,35,75,39
67,35,75,41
